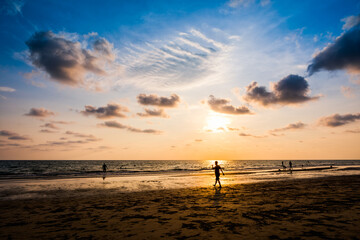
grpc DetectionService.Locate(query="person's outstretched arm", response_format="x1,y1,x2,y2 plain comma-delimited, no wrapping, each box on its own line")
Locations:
221,167,225,175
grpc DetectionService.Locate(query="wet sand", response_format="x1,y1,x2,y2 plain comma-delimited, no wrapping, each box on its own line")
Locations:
1,175,360,239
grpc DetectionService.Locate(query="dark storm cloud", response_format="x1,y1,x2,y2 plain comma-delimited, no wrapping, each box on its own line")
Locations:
25,31,113,86
25,108,55,117
270,121,307,132
137,94,180,107
101,121,162,134
207,95,252,115
319,113,360,127
137,108,168,118
307,16,360,75
244,75,319,106
81,103,129,119
0,130,31,141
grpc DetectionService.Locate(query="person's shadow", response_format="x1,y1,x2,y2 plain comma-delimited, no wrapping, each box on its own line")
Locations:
212,187,223,208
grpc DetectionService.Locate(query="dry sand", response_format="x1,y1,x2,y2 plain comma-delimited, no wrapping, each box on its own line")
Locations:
1,175,360,239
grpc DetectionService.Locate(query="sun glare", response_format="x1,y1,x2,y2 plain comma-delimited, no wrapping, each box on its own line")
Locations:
204,114,231,132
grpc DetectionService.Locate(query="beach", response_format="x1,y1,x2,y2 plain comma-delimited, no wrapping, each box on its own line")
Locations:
1,175,360,239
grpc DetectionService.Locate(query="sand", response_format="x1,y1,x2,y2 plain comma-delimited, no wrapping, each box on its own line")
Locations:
1,175,360,239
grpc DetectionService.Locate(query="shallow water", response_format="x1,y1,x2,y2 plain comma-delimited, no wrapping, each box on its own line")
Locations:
1,160,360,200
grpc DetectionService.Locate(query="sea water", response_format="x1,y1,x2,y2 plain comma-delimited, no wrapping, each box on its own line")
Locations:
0,160,360,200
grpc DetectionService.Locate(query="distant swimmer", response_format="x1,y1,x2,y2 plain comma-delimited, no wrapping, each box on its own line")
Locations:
212,161,225,188
102,163,108,173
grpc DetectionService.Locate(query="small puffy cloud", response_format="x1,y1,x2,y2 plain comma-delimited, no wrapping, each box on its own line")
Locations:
137,94,180,108
137,108,169,118
25,31,118,88
238,132,267,138
41,123,59,129
319,113,360,127
0,87,16,92
244,75,320,106
65,131,98,140
206,95,252,115
0,130,31,141
307,16,360,75
195,139,203,142
81,103,129,119
341,86,356,98
270,121,307,132
345,129,360,134
342,14,360,30
25,108,55,118
40,129,57,133
100,121,162,134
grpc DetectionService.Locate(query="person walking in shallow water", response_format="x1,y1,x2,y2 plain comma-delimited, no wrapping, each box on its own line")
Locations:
212,161,225,188
102,163,107,173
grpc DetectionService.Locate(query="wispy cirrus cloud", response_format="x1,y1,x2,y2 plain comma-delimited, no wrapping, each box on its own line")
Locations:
243,75,320,107
100,121,162,134
25,108,55,118
118,29,231,90
319,113,360,127
81,103,129,119
0,0,25,15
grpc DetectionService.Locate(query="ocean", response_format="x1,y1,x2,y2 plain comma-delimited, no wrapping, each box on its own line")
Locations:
1,160,360,200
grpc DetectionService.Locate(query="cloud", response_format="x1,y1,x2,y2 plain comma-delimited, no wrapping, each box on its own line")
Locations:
341,86,356,98
81,103,129,119
195,139,203,142
0,87,16,92
0,130,31,141
65,131,99,140
227,0,270,8
40,129,57,133
25,108,55,118
270,121,307,132
206,95,252,115
25,31,118,89
342,14,360,30
0,0,25,15
137,94,180,107
238,132,267,138
119,29,229,90
307,16,360,75
345,129,360,134
244,74,320,106
319,113,360,127
137,108,169,118
41,123,59,129
100,121,162,134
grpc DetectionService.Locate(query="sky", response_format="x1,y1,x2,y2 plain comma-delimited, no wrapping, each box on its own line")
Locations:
0,0,359,160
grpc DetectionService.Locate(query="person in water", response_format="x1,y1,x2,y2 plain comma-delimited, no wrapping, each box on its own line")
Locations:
102,163,107,173
212,161,225,188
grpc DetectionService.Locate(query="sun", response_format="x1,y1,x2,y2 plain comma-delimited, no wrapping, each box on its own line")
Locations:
204,114,231,132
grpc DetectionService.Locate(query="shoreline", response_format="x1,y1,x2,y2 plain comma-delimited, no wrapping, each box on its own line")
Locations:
1,175,360,239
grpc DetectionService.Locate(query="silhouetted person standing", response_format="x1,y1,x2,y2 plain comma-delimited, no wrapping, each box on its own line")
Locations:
289,161,292,170
212,161,224,188
102,163,107,173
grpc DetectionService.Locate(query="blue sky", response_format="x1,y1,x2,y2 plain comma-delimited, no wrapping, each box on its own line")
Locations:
0,0,359,160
